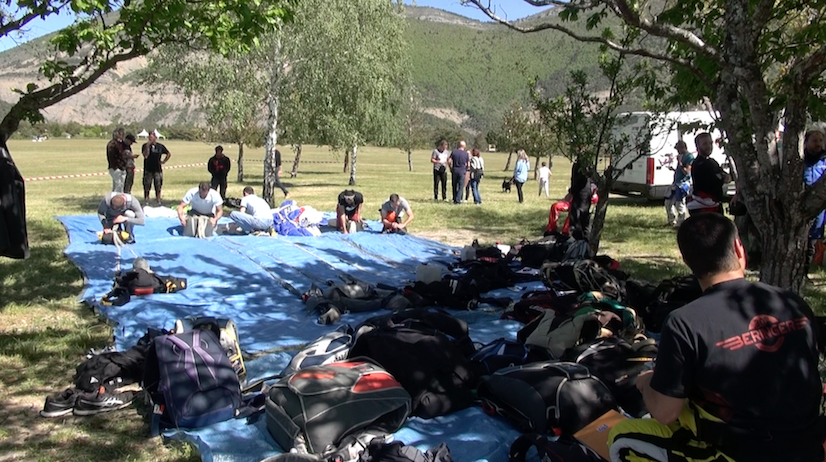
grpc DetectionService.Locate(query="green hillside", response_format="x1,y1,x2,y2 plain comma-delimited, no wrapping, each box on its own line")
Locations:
0,5,609,137
405,13,603,132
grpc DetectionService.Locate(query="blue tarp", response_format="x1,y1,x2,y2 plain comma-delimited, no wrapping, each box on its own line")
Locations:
58,213,546,462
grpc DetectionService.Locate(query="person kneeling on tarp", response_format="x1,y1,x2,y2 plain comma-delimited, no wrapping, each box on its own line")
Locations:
98,192,144,244
229,186,273,234
608,213,824,462
380,193,414,234
177,181,223,238
336,189,364,234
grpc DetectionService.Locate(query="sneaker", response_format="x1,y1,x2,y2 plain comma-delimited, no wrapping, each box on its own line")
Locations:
40,389,79,418
73,389,136,416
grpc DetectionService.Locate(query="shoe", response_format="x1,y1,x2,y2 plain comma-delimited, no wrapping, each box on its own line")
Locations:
156,200,163,207
73,389,136,416
40,388,79,418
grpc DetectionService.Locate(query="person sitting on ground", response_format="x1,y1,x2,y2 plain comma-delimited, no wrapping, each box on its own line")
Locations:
608,213,823,462
336,189,364,234
97,192,145,243
177,181,224,237
546,186,599,235
207,145,231,199
229,186,273,234
380,193,414,234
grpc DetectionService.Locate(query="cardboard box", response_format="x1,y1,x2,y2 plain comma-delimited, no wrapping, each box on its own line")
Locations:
574,410,628,460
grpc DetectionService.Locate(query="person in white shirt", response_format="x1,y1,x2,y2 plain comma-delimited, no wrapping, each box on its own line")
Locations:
538,161,552,197
229,186,273,234
177,181,224,237
430,139,450,201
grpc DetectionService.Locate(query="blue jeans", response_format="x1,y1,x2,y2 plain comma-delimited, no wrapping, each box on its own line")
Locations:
230,211,273,233
470,178,481,204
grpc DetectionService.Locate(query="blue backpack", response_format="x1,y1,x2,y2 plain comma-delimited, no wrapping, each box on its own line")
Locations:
143,329,242,433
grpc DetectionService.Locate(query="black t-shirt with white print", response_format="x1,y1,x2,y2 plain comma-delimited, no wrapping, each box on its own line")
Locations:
651,278,822,461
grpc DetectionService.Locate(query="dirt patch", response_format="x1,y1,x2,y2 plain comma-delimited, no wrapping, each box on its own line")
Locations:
416,228,500,248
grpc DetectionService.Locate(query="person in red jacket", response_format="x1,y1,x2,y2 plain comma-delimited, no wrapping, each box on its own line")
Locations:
207,145,231,199
546,185,598,235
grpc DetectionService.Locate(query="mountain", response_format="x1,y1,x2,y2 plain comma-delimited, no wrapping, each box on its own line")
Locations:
0,5,603,135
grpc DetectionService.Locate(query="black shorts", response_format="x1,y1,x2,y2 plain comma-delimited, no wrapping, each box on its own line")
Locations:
143,170,163,192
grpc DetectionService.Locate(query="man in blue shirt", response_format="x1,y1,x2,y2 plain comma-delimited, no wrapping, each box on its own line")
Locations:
447,141,469,204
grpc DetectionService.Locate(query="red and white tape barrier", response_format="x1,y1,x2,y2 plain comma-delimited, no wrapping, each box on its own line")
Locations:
24,162,207,182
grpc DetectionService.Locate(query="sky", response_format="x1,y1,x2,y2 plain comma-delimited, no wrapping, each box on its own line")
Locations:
0,1,548,52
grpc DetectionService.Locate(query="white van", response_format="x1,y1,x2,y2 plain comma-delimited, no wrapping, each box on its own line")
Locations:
610,111,734,200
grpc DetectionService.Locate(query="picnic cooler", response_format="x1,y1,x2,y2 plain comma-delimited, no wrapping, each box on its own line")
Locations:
265,360,411,455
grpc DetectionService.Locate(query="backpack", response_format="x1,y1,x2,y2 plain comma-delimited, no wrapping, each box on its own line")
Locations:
561,239,593,262
518,310,606,358
544,260,624,301
357,437,454,462
283,325,354,376
517,236,565,268
174,316,246,380
504,291,580,324
561,337,656,417
643,275,703,333
265,360,411,455
348,316,476,418
359,307,476,357
143,329,242,431
477,362,616,434
468,338,552,378
509,433,605,462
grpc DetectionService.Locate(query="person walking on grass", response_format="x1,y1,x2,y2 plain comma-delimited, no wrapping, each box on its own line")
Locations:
448,141,470,204
272,147,290,198
106,127,126,193
430,139,449,201
208,145,231,199
512,149,529,203
142,131,171,207
538,161,551,197
468,148,485,205
665,140,694,227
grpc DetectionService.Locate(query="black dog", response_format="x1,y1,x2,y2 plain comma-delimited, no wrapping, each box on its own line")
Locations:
502,178,513,193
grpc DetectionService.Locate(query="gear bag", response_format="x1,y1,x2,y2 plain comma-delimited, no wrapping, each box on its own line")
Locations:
561,337,657,418
477,361,616,434
543,259,624,301
174,316,246,380
283,325,354,376
468,338,552,377
509,433,605,462
265,360,411,455
349,311,476,418
643,275,703,333
142,329,242,431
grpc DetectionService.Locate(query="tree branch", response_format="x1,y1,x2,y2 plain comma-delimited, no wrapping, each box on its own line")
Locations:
611,0,719,60
465,0,714,89
751,0,775,35
0,48,143,142
793,43,826,84
0,11,42,38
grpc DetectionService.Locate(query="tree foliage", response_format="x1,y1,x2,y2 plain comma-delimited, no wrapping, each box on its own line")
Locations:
468,0,826,292
0,0,294,142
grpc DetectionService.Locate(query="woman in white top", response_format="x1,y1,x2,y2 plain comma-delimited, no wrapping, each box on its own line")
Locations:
468,148,485,205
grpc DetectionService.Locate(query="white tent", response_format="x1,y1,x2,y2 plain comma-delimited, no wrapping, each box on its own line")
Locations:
136,129,150,138
153,129,166,139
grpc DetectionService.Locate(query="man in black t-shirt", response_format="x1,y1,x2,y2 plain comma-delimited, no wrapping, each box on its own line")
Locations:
609,213,823,462
141,131,171,206
335,189,364,234
687,132,729,215
207,145,231,199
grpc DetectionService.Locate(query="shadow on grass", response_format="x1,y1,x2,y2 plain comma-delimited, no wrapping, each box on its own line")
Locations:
0,218,84,311
55,194,104,214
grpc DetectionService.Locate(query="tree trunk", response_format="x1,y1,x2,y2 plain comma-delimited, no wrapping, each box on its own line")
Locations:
236,141,245,182
503,151,514,171
343,150,350,173
407,148,413,171
290,143,302,178
589,173,611,254
533,154,541,180
262,39,283,206
348,145,358,185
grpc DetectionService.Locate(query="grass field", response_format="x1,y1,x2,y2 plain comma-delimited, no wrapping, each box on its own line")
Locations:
0,138,823,462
